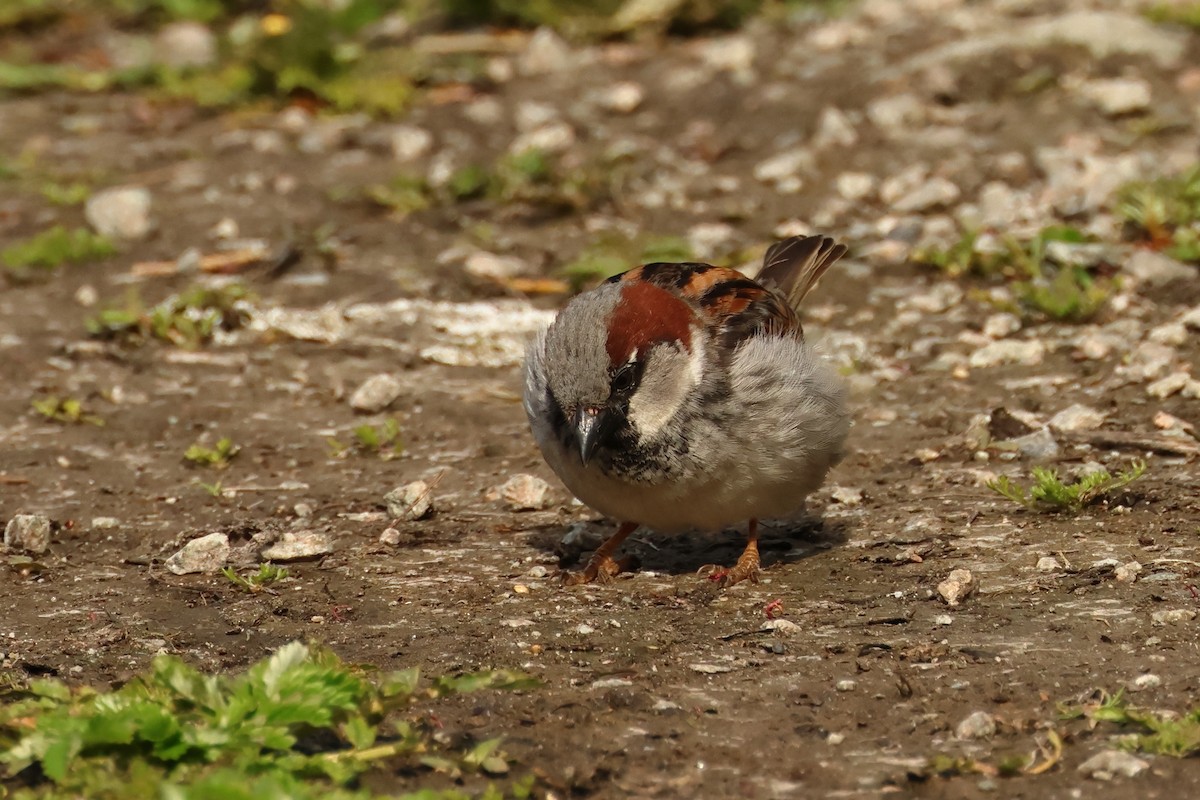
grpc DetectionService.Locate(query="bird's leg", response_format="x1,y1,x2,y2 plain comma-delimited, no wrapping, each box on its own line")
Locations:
717,518,761,588
564,521,639,585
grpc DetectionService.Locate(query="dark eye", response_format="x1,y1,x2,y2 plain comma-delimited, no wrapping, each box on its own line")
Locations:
610,362,639,396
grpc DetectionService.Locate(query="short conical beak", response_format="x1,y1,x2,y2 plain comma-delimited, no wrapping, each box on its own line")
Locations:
574,405,610,466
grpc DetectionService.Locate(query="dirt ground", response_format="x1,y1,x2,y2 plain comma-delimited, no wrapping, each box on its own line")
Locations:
3,0,1200,797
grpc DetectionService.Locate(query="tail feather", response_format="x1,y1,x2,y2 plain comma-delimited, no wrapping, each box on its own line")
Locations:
757,235,847,311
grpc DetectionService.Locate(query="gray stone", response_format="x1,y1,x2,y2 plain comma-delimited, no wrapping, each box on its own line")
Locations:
85,186,154,240
812,106,858,148
892,178,961,213
1036,556,1062,572
754,148,813,186
598,81,644,114
154,22,216,68
1152,608,1197,624
937,569,975,607
349,373,403,413
1127,673,1161,692
495,474,554,511
955,711,996,740
835,172,877,201
969,340,1045,368
465,251,528,281
830,486,863,506
835,679,857,692
686,222,735,260
1078,78,1152,117
1125,250,1195,288
260,531,333,561
1048,404,1106,433
901,12,1187,73
165,532,230,575
4,514,51,553
1004,428,1059,460
1149,322,1187,346
388,125,432,162
1077,749,1150,780
385,480,434,521
379,527,403,546
519,27,572,75
866,93,925,132
982,313,1021,339
510,121,575,154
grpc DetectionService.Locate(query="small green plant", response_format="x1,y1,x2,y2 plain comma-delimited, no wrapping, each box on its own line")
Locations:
1145,2,1200,30
31,395,104,426
196,479,225,498
184,437,240,469
1012,266,1111,322
1061,689,1200,757
223,564,289,593
561,234,695,290
0,640,539,798
1115,164,1200,262
329,418,404,460
2,225,115,281
364,173,431,216
914,225,1115,322
39,179,91,206
988,461,1146,513
86,284,253,348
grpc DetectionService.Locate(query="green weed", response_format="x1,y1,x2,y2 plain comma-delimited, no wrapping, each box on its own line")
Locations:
0,641,539,799
86,284,253,348
328,418,404,460
39,180,91,206
2,225,116,282
31,395,104,426
1012,267,1111,323
1145,2,1200,30
914,225,1115,322
196,479,225,498
1061,689,1200,757
561,234,694,290
1115,164,1200,262
223,564,289,593
987,461,1146,513
365,174,431,216
184,437,240,469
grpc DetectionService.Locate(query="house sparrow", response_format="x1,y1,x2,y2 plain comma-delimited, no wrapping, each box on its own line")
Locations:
523,235,850,587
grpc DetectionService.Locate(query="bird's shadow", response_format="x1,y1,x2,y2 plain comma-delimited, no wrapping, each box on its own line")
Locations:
525,514,849,579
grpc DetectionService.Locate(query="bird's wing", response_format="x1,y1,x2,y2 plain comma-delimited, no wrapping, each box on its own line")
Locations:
607,261,800,347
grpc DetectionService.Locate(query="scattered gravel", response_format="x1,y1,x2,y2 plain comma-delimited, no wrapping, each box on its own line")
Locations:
493,474,554,511
1048,404,1106,433
1127,673,1162,692
85,186,154,240
937,569,975,607
969,340,1045,368
349,373,403,413
259,531,334,561
4,514,51,553
955,711,997,740
1077,749,1150,780
385,480,435,521
165,532,229,575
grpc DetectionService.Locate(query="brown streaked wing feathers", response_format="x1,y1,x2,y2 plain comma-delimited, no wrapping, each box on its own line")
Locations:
756,235,847,312
609,262,800,347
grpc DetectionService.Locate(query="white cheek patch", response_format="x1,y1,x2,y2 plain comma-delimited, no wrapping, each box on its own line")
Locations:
626,340,703,440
